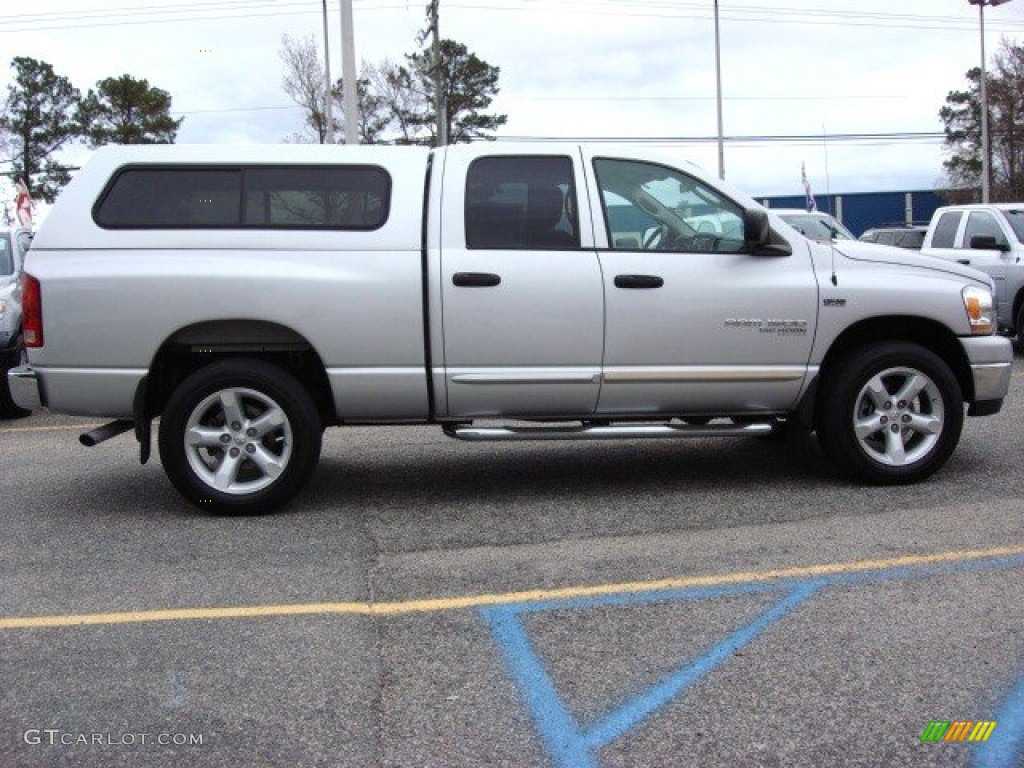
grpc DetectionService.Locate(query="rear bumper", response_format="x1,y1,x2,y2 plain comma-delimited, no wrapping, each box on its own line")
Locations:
7,365,144,416
7,365,44,410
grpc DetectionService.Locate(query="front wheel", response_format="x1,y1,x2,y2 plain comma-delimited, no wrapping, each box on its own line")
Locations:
816,342,963,484
158,359,322,515
1016,303,1024,351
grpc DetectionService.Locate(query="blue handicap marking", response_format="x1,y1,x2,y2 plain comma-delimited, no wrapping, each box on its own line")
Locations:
481,552,1024,768
480,581,821,768
974,673,1024,768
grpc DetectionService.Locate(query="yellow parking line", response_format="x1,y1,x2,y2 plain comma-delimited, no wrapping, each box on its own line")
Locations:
1,545,1021,630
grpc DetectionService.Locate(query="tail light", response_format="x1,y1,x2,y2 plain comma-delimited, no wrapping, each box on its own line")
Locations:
21,273,43,347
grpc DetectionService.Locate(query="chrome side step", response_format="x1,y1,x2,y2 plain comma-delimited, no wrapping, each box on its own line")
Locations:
444,421,773,442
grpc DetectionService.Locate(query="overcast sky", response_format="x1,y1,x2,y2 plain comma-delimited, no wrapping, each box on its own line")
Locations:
3,0,1024,201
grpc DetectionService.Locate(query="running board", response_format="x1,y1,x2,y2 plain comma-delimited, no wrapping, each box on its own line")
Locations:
444,422,773,442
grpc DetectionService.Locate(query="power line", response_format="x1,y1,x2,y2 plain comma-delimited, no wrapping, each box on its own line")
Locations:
494,131,946,145
1,0,1022,34
173,105,301,115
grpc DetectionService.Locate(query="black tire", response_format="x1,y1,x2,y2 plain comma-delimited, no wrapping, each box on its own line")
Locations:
158,359,322,515
0,334,31,419
816,342,963,484
1016,303,1024,352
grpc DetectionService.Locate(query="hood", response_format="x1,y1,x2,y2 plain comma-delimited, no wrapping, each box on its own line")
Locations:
832,240,993,286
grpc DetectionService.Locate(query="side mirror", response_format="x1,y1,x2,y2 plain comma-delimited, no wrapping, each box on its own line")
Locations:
743,209,792,257
743,209,771,249
969,234,1009,252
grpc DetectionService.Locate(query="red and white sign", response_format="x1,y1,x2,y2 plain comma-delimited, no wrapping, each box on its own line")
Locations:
15,178,33,228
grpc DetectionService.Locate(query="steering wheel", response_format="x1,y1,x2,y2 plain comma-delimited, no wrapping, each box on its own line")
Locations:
642,224,667,250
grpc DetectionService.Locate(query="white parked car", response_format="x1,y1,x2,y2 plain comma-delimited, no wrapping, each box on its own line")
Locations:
772,209,855,243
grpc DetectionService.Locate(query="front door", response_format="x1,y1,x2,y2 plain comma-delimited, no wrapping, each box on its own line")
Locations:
582,153,818,416
959,210,1009,306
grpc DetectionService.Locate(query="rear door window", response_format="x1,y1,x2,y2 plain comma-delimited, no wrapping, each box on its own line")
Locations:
464,156,580,250
930,211,962,248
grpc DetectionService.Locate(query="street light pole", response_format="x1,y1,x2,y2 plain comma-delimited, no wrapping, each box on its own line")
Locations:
322,0,334,144
713,0,725,179
969,0,1016,203
340,0,360,144
429,0,447,147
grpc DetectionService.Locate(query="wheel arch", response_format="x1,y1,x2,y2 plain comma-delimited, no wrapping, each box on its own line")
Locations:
142,319,336,425
1011,284,1024,335
811,316,974,424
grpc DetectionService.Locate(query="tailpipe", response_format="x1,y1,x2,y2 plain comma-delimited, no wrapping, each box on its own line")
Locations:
80,419,134,447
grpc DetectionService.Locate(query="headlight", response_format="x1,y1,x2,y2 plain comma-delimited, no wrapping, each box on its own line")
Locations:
0,299,6,319
962,286,995,335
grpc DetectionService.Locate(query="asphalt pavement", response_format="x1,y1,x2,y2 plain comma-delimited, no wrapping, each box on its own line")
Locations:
1,354,1022,767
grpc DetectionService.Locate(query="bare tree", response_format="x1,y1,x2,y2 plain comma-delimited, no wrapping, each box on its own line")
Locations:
278,32,506,147
279,34,331,144
361,60,420,144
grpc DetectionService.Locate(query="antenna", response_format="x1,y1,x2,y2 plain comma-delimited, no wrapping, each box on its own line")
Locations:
823,124,837,286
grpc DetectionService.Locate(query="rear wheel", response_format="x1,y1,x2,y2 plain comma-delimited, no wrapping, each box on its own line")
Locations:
158,359,322,515
816,342,963,484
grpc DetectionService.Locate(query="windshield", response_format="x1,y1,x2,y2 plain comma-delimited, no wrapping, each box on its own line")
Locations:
778,213,854,242
1005,210,1024,243
0,234,13,275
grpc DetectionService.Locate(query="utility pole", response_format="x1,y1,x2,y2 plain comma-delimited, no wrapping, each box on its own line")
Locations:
321,0,334,143
713,0,725,179
969,0,1017,202
428,0,447,146
339,0,360,144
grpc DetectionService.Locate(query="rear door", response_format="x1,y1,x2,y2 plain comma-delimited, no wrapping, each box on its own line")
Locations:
437,147,604,418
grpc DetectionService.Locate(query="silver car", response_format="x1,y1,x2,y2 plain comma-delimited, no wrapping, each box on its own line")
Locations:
0,226,32,418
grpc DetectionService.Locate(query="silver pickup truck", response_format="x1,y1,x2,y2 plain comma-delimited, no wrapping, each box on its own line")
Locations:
921,203,1024,339
8,143,1013,514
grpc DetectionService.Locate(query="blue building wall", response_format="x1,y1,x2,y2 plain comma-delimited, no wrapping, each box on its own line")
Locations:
759,190,946,237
